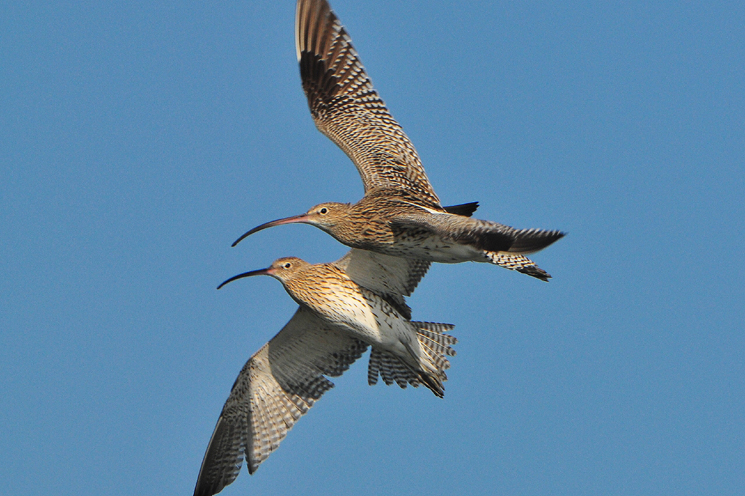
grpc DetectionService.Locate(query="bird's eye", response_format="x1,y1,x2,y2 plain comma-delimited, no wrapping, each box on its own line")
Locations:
319,207,328,215
284,262,292,269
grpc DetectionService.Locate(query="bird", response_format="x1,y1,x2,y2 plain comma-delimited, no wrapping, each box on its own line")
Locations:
193,249,456,496
233,0,565,282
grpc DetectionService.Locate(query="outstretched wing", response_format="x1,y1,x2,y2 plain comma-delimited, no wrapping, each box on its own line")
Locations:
193,307,368,496
296,0,440,205
335,249,431,319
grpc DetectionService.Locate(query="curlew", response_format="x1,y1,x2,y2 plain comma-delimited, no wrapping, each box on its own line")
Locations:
235,0,565,281
193,250,456,496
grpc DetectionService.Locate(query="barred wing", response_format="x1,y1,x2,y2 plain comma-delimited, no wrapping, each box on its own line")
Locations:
193,307,368,496
296,0,440,205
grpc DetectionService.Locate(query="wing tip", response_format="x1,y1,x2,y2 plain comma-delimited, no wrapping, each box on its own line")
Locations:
193,415,244,496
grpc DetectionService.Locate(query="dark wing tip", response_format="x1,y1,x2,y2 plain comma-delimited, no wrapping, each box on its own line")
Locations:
193,416,244,496
443,201,480,217
510,229,566,254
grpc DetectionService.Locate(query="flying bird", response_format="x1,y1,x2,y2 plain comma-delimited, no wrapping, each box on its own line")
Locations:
234,0,564,281
193,249,456,496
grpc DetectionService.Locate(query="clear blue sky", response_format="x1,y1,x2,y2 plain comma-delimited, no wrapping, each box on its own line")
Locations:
2,1,743,495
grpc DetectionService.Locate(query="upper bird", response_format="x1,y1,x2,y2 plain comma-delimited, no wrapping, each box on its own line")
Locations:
235,0,564,281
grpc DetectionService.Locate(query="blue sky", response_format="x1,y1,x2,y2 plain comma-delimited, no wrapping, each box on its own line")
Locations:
2,1,744,495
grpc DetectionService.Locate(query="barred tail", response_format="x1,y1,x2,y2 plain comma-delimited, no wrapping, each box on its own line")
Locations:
485,251,552,282
367,322,457,398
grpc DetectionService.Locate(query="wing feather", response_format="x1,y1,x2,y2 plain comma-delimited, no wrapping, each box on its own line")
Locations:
295,0,440,204
193,307,368,496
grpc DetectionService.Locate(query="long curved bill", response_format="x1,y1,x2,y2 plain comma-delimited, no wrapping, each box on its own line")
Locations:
231,213,311,247
217,268,272,290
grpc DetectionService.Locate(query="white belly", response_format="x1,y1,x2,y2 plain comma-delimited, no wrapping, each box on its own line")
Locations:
311,287,417,360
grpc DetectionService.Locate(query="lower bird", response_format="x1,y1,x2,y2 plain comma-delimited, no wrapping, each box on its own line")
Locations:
193,250,456,496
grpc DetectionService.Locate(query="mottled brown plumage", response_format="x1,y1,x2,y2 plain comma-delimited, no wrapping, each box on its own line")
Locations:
193,250,456,496
237,0,565,281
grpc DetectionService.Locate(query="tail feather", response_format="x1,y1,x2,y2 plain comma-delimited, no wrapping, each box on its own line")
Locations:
367,322,456,398
414,322,457,374
486,251,552,281
368,348,420,389
415,324,458,357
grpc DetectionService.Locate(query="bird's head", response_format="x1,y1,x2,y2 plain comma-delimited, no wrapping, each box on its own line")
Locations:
302,202,351,230
217,256,310,289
